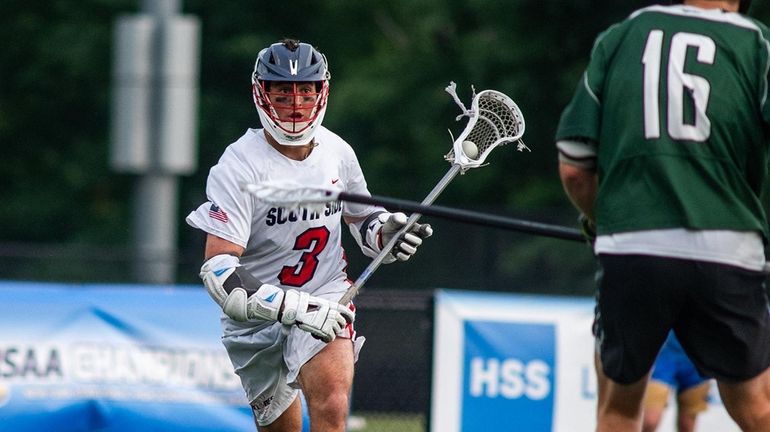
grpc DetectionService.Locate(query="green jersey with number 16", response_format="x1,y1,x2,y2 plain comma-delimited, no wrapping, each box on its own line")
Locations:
556,5,770,239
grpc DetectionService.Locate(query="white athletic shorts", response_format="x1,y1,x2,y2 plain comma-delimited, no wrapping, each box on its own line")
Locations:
220,285,364,426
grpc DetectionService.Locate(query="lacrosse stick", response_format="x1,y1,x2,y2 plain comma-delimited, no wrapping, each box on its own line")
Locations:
241,182,583,242
243,82,526,304
335,83,526,304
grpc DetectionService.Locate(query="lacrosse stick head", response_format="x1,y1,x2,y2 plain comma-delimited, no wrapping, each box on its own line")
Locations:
444,89,527,170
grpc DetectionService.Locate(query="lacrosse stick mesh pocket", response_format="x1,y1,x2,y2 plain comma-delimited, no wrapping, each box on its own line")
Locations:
445,92,525,162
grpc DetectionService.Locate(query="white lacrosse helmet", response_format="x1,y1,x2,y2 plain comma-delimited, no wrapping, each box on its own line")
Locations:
251,39,331,146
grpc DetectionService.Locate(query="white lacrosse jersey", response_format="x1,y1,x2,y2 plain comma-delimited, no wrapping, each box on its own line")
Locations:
186,127,384,295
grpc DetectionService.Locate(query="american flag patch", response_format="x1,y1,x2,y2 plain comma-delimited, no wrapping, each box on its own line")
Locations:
208,203,229,223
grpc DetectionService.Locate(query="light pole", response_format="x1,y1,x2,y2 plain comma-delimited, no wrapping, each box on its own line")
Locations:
110,0,200,284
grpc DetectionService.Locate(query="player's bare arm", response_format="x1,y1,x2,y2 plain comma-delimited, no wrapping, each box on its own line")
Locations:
558,161,597,221
204,233,244,260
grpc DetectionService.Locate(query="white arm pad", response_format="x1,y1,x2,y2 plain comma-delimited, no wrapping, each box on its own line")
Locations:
199,254,285,322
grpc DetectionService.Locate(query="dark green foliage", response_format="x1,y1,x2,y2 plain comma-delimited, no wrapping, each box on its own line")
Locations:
0,0,135,242
3,0,767,292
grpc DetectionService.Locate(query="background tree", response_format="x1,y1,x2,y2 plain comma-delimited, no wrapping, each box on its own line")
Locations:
2,1,767,293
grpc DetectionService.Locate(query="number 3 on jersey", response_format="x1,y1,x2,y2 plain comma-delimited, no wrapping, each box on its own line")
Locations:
642,30,715,141
279,226,330,287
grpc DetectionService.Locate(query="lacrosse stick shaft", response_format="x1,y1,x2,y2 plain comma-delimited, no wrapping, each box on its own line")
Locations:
340,164,463,304
336,190,584,243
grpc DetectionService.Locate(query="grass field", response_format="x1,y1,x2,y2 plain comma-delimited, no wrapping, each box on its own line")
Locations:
349,413,425,432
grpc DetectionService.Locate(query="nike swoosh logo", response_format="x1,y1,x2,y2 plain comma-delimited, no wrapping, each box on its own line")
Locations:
213,269,228,277
331,178,340,184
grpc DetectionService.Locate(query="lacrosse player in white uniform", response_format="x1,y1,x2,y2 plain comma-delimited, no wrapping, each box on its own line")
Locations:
186,38,433,432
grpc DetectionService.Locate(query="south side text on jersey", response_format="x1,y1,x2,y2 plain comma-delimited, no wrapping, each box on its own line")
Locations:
265,201,343,226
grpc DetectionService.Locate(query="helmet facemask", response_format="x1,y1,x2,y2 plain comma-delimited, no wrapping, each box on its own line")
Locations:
252,80,329,146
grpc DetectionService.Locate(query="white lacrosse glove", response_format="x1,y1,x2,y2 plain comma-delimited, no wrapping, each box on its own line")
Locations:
378,212,433,262
281,290,355,343
199,254,354,342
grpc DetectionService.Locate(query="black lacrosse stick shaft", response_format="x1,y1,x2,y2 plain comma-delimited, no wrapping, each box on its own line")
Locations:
337,192,584,242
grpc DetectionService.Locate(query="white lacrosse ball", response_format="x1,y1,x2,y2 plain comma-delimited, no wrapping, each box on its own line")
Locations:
462,140,479,159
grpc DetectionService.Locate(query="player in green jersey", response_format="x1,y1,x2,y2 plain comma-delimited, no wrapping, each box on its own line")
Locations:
556,1,770,431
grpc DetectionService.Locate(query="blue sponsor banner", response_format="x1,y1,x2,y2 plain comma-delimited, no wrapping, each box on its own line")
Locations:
0,281,255,431
431,289,595,431
431,289,740,432
461,320,555,431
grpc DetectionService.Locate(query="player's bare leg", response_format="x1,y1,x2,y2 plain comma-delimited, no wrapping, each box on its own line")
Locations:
717,366,770,432
595,352,650,432
674,382,709,432
641,406,664,432
257,395,302,432
675,412,697,432
641,381,668,432
298,337,355,432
